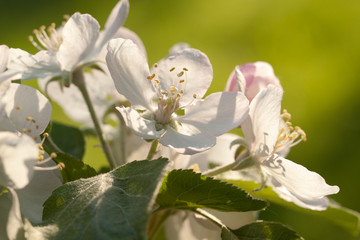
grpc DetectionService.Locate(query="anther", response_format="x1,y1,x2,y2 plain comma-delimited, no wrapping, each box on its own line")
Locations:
26,116,32,121
58,162,65,170
179,79,185,83
193,94,197,98
183,67,188,71
50,152,57,159
147,73,156,80
155,79,160,84
15,106,21,110
170,67,175,72
177,71,184,77
170,86,178,94
154,63,158,68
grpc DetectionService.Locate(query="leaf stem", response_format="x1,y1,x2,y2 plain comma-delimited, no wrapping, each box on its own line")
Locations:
194,208,227,229
203,150,250,177
72,70,116,169
147,139,159,160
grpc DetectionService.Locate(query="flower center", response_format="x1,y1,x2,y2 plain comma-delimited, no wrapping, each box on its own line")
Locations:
28,15,69,53
147,64,196,125
14,106,41,140
273,109,307,153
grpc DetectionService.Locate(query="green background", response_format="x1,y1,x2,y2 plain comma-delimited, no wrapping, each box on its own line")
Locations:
1,0,359,239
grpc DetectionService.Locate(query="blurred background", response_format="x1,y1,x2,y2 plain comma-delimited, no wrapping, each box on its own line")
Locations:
1,0,359,239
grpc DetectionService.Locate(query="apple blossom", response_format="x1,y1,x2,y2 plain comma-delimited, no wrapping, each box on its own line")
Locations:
106,38,249,154
7,0,129,86
239,84,339,210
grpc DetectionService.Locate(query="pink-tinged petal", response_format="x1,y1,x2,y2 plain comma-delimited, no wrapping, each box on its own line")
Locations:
0,188,23,240
178,91,249,136
225,65,246,93
240,61,282,102
244,85,283,155
0,132,38,189
0,45,9,73
116,106,164,139
106,38,155,109
8,48,61,80
156,48,213,107
262,154,339,210
58,13,100,71
16,160,62,223
93,0,129,57
5,84,52,137
159,126,216,154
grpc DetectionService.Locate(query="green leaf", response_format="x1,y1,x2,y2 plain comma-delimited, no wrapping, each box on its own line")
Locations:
35,158,168,240
54,152,97,183
47,121,86,160
221,221,304,240
228,179,360,236
156,169,267,212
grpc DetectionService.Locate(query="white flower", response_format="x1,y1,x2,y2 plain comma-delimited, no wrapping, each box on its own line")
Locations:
106,38,249,154
241,85,339,210
7,0,129,85
0,83,52,139
37,24,146,127
0,132,62,239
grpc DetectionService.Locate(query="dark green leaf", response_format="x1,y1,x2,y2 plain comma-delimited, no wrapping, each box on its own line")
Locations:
156,169,267,212
47,121,85,160
53,152,97,183
221,221,303,240
228,179,360,236
36,158,168,240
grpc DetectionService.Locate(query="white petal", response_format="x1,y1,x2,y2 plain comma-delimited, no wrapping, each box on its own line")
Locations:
262,154,340,210
58,13,100,71
0,132,38,189
0,45,9,73
159,126,216,154
168,42,191,54
5,84,52,137
93,0,129,57
16,160,62,223
116,106,164,139
8,48,61,80
245,85,283,155
0,188,24,240
239,61,282,102
106,38,155,109
178,92,249,136
165,211,220,240
112,27,147,58
156,48,213,107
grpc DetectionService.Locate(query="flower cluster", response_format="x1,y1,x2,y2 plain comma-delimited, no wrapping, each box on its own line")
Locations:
0,1,344,240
